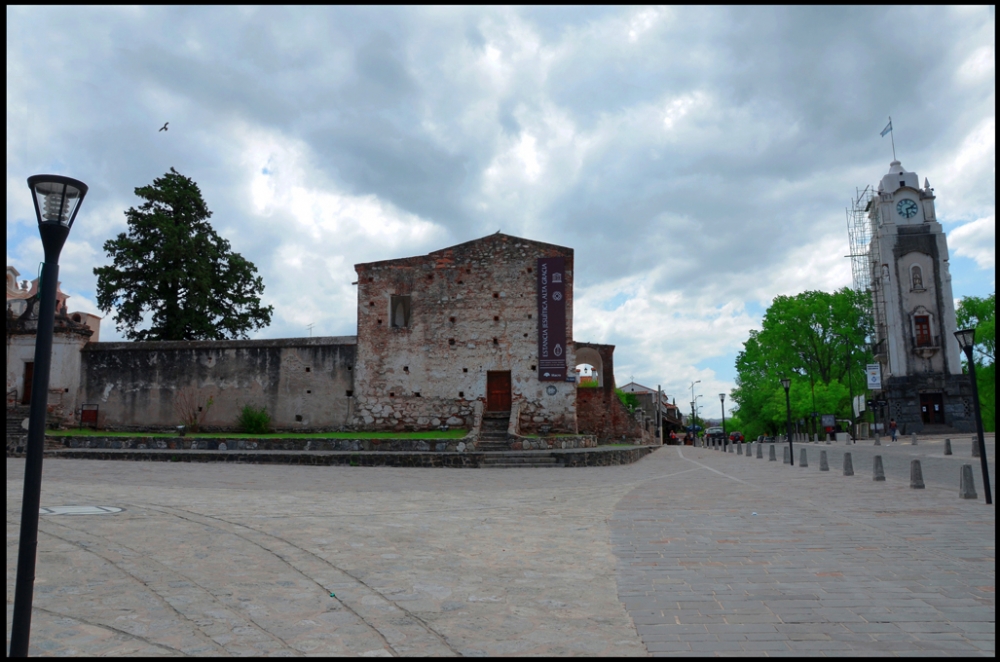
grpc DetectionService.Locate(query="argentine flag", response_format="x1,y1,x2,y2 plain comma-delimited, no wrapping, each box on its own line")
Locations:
880,120,892,137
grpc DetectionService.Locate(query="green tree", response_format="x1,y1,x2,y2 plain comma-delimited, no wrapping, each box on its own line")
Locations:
957,293,995,432
731,288,873,435
95,168,274,341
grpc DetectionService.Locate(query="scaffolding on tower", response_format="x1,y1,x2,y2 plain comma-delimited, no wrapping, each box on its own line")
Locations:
845,185,887,362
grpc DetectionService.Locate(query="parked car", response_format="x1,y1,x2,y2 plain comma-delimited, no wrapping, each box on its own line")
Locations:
728,431,744,443
704,426,724,441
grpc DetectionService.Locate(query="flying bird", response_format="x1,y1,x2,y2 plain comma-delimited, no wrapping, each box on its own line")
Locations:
159,122,169,132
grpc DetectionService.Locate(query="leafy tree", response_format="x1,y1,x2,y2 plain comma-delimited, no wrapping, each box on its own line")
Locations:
957,293,995,432
731,288,873,435
95,168,274,341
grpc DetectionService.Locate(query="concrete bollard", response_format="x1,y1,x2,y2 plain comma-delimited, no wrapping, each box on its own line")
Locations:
944,438,952,455
910,460,925,489
799,448,808,467
874,436,881,446
769,444,776,461
783,446,790,464
826,435,831,445
959,464,978,499
873,455,885,481
757,443,763,459
737,443,743,455
728,443,734,453
843,452,854,476
972,437,980,458
820,450,829,471
911,432,918,445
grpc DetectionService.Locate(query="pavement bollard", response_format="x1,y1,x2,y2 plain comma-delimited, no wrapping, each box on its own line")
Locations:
911,432,918,445
737,443,743,455
843,452,854,476
826,435,831,445
783,446,790,464
799,448,808,467
769,444,776,461
728,443,734,453
959,464,978,499
971,437,979,458
820,450,829,471
757,443,763,459
910,460,925,489
874,437,881,446
944,438,952,455
873,455,886,481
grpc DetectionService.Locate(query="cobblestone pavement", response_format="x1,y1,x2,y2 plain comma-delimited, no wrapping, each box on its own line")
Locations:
613,438,995,656
6,436,995,656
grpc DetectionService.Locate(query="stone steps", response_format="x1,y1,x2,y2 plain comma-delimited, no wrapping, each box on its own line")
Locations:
477,442,511,451
482,454,561,468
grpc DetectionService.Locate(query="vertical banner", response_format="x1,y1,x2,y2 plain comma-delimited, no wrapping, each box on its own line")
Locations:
866,363,882,390
537,257,567,381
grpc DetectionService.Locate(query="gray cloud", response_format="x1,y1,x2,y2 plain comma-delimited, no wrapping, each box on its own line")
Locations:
7,6,994,401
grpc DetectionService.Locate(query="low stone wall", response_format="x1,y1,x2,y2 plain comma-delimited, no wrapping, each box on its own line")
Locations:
561,446,656,466
510,435,596,450
26,445,659,468
33,434,476,453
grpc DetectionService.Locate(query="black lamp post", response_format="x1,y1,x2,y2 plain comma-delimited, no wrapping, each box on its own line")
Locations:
955,328,992,505
719,393,727,451
689,379,700,444
10,175,88,657
781,377,794,466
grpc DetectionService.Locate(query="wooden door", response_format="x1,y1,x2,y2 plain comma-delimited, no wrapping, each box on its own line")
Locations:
486,371,511,412
920,393,945,424
22,362,33,405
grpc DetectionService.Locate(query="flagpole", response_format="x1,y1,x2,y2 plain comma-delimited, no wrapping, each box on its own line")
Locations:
888,116,896,161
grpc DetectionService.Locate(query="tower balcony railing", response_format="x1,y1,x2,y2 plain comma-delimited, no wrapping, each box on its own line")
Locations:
911,335,940,357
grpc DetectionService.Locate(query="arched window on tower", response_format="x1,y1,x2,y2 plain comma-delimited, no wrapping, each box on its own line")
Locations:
910,265,924,291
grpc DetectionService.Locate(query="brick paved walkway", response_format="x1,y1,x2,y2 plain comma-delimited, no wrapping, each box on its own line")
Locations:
6,436,995,656
612,440,995,656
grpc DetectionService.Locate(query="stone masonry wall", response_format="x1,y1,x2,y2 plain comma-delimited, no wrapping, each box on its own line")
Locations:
79,337,356,431
576,387,647,442
353,233,576,433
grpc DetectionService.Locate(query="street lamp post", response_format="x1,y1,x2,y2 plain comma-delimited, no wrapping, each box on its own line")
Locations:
781,378,794,466
955,328,992,505
689,380,700,444
10,175,88,658
719,393,727,451
837,332,856,444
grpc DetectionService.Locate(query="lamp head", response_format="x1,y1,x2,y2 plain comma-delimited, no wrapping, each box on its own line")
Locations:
719,393,725,402
954,328,975,354
27,175,88,230
780,378,791,390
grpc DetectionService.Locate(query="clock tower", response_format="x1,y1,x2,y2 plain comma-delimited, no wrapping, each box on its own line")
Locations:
867,160,975,434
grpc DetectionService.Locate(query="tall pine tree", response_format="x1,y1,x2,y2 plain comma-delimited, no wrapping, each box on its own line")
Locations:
95,168,273,341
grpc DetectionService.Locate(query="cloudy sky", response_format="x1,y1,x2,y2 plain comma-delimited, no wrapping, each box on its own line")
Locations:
6,6,995,411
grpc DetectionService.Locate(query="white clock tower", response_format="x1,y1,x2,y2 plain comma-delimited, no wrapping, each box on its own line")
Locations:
867,160,974,434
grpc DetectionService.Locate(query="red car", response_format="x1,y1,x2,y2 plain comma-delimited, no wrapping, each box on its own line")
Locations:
728,431,744,443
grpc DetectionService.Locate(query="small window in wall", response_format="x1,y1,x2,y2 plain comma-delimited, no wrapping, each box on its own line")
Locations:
391,295,411,328
910,265,924,291
915,315,931,347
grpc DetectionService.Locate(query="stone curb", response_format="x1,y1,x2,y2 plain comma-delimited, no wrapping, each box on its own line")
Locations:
31,445,659,468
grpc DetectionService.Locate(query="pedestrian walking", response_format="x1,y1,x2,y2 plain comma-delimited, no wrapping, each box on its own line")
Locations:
889,418,898,442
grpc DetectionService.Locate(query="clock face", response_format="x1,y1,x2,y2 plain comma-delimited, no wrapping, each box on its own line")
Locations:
897,199,919,219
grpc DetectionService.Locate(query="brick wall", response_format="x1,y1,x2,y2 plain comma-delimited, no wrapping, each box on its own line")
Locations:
576,387,647,442
353,233,577,433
